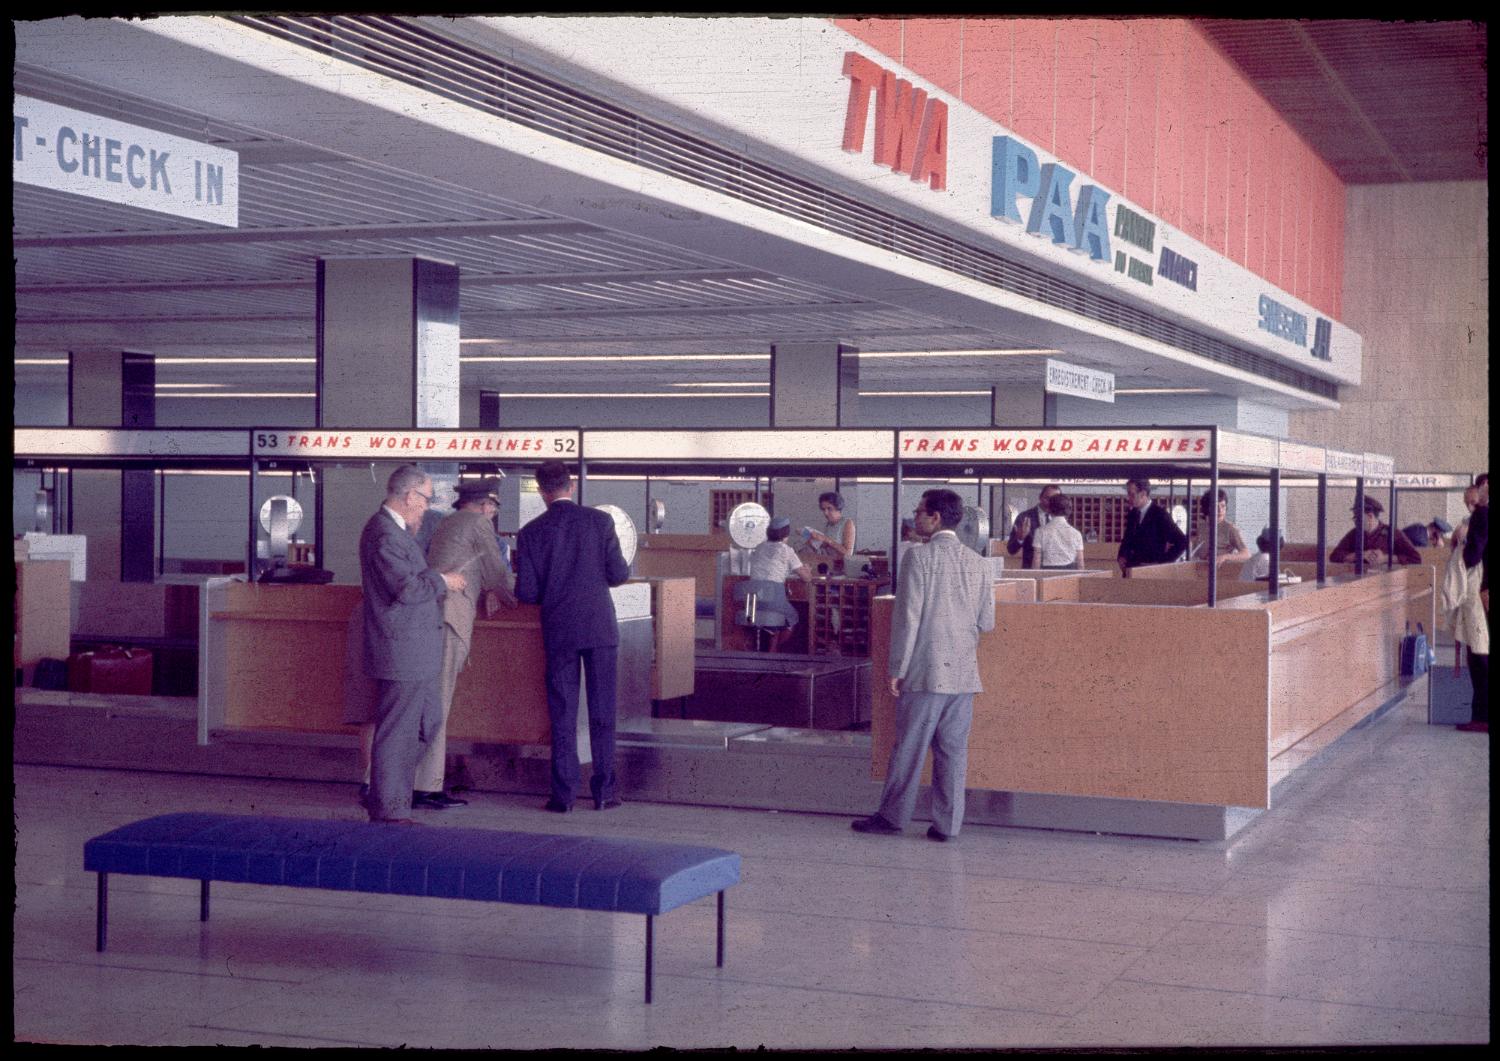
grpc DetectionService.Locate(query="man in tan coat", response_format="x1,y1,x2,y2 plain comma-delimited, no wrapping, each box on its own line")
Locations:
415,478,517,808
852,488,995,841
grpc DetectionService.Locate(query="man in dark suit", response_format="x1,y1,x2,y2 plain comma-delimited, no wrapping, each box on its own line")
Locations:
1116,478,1188,574
516,460,632,812
1005,483,1061,570
359,464,465,824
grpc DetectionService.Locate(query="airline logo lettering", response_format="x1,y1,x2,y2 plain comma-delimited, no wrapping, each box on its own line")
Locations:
898,428,1211,460
840,52,948,191
14,95,238,227
252,430,578,459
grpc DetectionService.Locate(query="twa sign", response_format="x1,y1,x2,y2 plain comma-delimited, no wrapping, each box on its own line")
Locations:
840,52,948,191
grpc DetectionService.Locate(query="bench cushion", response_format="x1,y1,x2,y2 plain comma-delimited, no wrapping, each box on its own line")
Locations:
84,813,740,915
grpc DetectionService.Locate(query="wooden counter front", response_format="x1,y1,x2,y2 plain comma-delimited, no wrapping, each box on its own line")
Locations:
869,566,1433,810
635,534,728,602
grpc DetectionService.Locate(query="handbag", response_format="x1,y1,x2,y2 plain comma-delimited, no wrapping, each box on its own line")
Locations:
1399,621,1432,678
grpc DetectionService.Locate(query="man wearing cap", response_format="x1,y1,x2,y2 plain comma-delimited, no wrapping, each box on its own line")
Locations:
418,478,518,809
516,461,632,813
745,515,813,648
1330,495,1421,566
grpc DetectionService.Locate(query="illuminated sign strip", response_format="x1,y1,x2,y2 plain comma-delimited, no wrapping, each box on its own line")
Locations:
251,429,580,460
1217,430,1279,469
1277,441,1326,475
583,430,893,461
13,428,248,458
897,428,1212,462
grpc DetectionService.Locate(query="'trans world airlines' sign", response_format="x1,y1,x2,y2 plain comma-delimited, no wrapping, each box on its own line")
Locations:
13,95,239,227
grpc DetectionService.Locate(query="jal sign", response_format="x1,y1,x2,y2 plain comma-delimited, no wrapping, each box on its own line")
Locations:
13,95,239,227
1044,359,1114,403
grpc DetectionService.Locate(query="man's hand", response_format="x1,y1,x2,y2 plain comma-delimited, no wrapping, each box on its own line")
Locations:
1116,555,1129,575
1014,515,1032,539
442,571,467,593
888,676,903,697
1482,588,1490,613
1363,549,1385,565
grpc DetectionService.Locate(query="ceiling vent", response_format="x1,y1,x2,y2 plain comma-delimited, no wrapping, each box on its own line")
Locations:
233,15,1339,402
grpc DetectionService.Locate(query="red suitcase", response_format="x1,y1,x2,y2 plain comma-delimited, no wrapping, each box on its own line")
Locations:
66,647,154,696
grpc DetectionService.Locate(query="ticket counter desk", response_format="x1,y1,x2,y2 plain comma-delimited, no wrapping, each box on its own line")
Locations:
199,579,682,748
869,565,1435,839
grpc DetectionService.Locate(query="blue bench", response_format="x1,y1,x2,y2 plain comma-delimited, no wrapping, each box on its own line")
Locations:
84,812,740,1003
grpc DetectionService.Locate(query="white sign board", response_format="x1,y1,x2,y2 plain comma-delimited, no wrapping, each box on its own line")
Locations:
13,95,239,227
13,428,248,458
1278,440,1326,475
1217,430,1279,469
1044,359,1114,403
1324,449,1365,476
252,429,579,460
898,428,1212,461
582,430,892,462
1362,453,1395,480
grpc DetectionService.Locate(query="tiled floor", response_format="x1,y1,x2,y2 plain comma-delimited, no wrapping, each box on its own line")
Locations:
13,691,1489,1048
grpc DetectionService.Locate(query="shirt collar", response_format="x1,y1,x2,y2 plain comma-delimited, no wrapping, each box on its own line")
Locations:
931,529,958,540
382,504,407,532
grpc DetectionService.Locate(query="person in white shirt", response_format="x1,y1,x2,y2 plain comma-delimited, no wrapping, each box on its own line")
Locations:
747,516,812,647
1029,493,1084,569
1241,527,1282,581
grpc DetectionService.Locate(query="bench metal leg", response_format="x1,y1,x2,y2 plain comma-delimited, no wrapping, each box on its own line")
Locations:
200,880,210,922
717,891,725,967
644,914,654,1004
96,872,108,952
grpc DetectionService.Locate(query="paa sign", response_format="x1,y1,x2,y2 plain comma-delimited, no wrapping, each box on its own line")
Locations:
13,95,239,227
991,136,1110,262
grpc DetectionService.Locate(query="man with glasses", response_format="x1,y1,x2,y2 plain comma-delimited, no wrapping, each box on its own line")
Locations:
358,464,466,824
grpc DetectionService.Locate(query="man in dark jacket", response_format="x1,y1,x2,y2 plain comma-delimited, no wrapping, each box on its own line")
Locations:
1005,483,1061,570
1329,495,1421,566
1117,478,1188,573
516,461,632,812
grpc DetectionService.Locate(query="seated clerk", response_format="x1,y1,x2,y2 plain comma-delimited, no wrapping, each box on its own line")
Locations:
802,492,856,574
1029,492,1085,570
1189,489,1252,568
1116,478,1189,574
1329,495,1422,565
1241,526,1285,581
1006,483,1061,570
747,516,813,647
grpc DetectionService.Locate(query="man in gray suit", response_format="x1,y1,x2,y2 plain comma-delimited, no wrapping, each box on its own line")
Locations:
359,465,466,824
414,478,517,809
853,488,995,842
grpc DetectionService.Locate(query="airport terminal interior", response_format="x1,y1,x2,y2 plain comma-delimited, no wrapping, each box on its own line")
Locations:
11,16,1489,1049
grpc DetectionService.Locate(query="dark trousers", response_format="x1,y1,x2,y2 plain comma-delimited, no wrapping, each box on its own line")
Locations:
544,643,618,806
369,677,439,821
1467,647,1489,724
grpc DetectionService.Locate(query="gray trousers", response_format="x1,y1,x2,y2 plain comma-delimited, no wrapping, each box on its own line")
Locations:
414,629,468,792
368,677,439,821
877,691,975,836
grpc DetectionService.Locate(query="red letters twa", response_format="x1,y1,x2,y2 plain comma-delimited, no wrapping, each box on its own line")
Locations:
841,52,948,192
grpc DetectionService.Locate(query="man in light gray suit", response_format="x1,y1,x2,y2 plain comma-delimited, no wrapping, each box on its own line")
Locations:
359,465,466,824
853,488,995,842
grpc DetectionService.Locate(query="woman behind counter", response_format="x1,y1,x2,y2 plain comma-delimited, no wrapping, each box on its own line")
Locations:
1189,489,1252,568
803,491,856,574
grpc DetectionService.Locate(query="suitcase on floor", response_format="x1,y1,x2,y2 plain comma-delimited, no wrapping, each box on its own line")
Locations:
1399,622,1432,678
67,647,154,695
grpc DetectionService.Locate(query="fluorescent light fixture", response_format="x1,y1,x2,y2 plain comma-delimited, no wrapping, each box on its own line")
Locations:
488,391,769,399
459,338,507,345
859,349,1060,358
156,391,317,398
154,357,316,365
1114,387,1213,395
160,469,293,477
860,389,990,397
462,353,770,363
15,358,68,365
669,381,768,388
154,383,227,390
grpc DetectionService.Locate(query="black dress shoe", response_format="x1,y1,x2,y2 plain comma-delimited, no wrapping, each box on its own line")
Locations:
594,797,622,811
926,825,955,843
413,790,468,809
543,798,572,813
850,814,901,835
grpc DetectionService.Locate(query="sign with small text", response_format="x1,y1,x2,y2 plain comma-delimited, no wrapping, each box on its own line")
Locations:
1044,359,1115,403
252,429,578,460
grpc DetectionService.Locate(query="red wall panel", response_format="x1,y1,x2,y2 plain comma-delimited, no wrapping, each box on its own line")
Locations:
832,17,1347,318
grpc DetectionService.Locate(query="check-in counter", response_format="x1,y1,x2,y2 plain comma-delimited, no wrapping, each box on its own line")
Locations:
635,533,729,604
869,565,1434,811
14,559,72,683
720,575,884,656
993,568,1110,601
200,579,678,746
